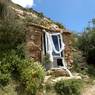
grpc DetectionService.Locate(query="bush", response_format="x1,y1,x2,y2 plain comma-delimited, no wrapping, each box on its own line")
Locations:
42,54,51,70
37,12,44,18
0,0,25,53
0,19,25,51
54,22,65,29
0,73,11,86
86,64,95,79
6,51,45,95
54,79,82,95
77,19,95,64
45,82,54,92
87,48,95,64
0,53,11,86
0,51,45,95
0,51,22,86
0,1,45,94
20,59,45,95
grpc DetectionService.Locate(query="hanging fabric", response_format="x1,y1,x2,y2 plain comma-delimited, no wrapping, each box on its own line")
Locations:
45,32,53,62
45,32,65,62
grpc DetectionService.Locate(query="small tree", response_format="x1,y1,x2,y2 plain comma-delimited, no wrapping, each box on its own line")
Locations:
78,19,95,64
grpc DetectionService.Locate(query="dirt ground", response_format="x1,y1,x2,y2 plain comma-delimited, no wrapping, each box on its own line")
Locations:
82,84,95,95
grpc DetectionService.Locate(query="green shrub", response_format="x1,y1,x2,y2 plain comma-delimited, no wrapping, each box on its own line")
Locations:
72,51,82,72
5,51,45,95
54,22,65,29
86,65,95,79
45,82,54,92
37,12,44,18
0,1,25,53
54,79,82,95
0,53,11,86
42,54,51,70
20,59,45,95
0,51,21,86
77,19,95,64
0,1,45,94
0,18,25,51
0,73,11,86
0,51,45,95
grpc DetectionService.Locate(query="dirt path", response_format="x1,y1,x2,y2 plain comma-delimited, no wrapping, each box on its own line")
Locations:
82,85,95,95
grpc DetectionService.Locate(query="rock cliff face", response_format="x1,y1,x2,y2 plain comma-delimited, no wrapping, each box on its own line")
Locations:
10,1,73,65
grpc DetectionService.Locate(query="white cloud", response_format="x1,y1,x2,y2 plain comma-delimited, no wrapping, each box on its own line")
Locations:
12,0,34,8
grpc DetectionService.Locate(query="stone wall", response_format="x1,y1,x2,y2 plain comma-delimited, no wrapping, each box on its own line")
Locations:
25,26,42,61
63,33,73,65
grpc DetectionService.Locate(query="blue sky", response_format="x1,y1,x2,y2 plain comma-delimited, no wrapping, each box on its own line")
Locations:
33,0,95,32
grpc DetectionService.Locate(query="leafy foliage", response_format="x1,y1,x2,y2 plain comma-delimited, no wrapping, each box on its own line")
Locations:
0,0,25,87
0,17,25,51
0,0,25,58
0,73,11,86
54,22,65,29
20,59,45,95
37,12,44,18
0,51,45,95
42,54,51,70
54,79,82,95
78,19,95,64
0,2,45,95
86,64,95,79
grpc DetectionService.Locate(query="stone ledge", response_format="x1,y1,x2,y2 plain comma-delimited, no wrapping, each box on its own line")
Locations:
44,75,82,84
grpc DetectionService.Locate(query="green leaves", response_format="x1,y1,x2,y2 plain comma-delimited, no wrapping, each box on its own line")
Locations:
77,19,95,64
0,51,45,95
20,60,45,95
54,79,82,95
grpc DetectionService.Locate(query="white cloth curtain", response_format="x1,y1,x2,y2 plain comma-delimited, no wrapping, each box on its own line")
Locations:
45,32,65,62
